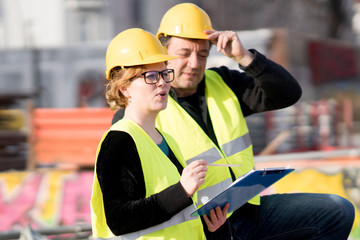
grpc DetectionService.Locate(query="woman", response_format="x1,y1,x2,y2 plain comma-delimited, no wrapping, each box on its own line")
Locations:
90,28,211,239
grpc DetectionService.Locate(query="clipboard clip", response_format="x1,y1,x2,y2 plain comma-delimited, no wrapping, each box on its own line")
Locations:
262,167,288,176
264,167,286,171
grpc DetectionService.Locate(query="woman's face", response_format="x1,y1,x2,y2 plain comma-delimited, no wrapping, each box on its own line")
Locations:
122,62,172,114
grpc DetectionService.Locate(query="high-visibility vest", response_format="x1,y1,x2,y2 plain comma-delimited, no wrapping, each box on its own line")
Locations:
156,69,260,209
90,119,205,240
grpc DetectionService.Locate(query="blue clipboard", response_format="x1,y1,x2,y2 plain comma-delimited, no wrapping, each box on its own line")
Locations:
191,168,294,216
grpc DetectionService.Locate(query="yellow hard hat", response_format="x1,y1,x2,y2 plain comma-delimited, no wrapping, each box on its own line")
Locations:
156,3,213,39
105,28,177,79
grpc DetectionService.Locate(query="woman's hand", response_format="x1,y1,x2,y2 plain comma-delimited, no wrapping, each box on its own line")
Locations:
203,203,230,232
180,159,208,197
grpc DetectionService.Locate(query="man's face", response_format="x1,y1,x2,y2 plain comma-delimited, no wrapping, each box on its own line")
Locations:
166,37,210,97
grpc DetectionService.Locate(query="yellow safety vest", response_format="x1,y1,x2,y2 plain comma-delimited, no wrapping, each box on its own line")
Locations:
90,119,205,240
156,70,260,209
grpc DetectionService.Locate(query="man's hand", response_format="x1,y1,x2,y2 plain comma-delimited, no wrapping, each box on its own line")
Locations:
205,30,254,67
203,203,230,232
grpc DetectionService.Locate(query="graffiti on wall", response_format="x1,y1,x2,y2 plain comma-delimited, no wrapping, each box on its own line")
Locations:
0,170,92,231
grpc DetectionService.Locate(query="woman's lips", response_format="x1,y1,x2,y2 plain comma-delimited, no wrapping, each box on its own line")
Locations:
156,90,168,99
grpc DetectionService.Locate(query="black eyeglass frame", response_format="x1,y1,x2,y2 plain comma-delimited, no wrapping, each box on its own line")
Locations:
140,69,175,84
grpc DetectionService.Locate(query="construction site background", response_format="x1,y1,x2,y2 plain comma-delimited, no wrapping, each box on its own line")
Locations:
1,27,360,240
1,0,360,238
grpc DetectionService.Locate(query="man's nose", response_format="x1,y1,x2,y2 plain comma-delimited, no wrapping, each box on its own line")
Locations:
187,53,200,68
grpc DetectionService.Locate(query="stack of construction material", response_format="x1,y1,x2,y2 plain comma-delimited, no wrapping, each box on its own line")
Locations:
0,92,34,171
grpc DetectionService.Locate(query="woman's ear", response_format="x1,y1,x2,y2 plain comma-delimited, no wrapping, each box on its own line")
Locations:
119,86,130,99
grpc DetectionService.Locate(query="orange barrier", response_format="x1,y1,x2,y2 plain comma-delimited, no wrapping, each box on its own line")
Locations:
30,108,114,168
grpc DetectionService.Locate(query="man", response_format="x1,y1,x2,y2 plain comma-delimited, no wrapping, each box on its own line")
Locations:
113,3,355,239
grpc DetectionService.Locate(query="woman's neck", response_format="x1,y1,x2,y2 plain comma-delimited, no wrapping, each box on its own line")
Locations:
123,110,163,144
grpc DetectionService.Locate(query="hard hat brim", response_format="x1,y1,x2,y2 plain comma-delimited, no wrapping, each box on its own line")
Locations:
157,31,210,40
106,54,177,79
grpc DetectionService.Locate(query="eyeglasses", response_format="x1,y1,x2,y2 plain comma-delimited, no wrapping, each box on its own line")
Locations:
141,69,175,84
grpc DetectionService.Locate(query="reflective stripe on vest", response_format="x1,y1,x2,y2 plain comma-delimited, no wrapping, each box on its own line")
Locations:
186,146,222,165
156,69,260,207
92,205,198,240
197,178,233,204
91,119,204,239
222,132,252,156
186,132,252,165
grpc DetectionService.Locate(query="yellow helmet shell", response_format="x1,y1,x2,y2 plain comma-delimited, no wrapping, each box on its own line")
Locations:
105,28,177,79
156,3,213,39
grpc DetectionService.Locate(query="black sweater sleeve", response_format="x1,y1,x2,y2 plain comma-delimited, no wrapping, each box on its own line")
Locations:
211,49,302,117
96,131,192,235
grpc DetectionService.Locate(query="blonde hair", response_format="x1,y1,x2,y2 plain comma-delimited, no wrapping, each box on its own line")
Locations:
105,65,145,109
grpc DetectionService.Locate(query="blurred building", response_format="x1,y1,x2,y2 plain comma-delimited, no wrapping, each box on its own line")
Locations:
0,0,359,108
0,0,359,168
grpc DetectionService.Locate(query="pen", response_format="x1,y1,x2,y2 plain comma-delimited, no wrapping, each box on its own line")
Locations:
208,164,242,167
